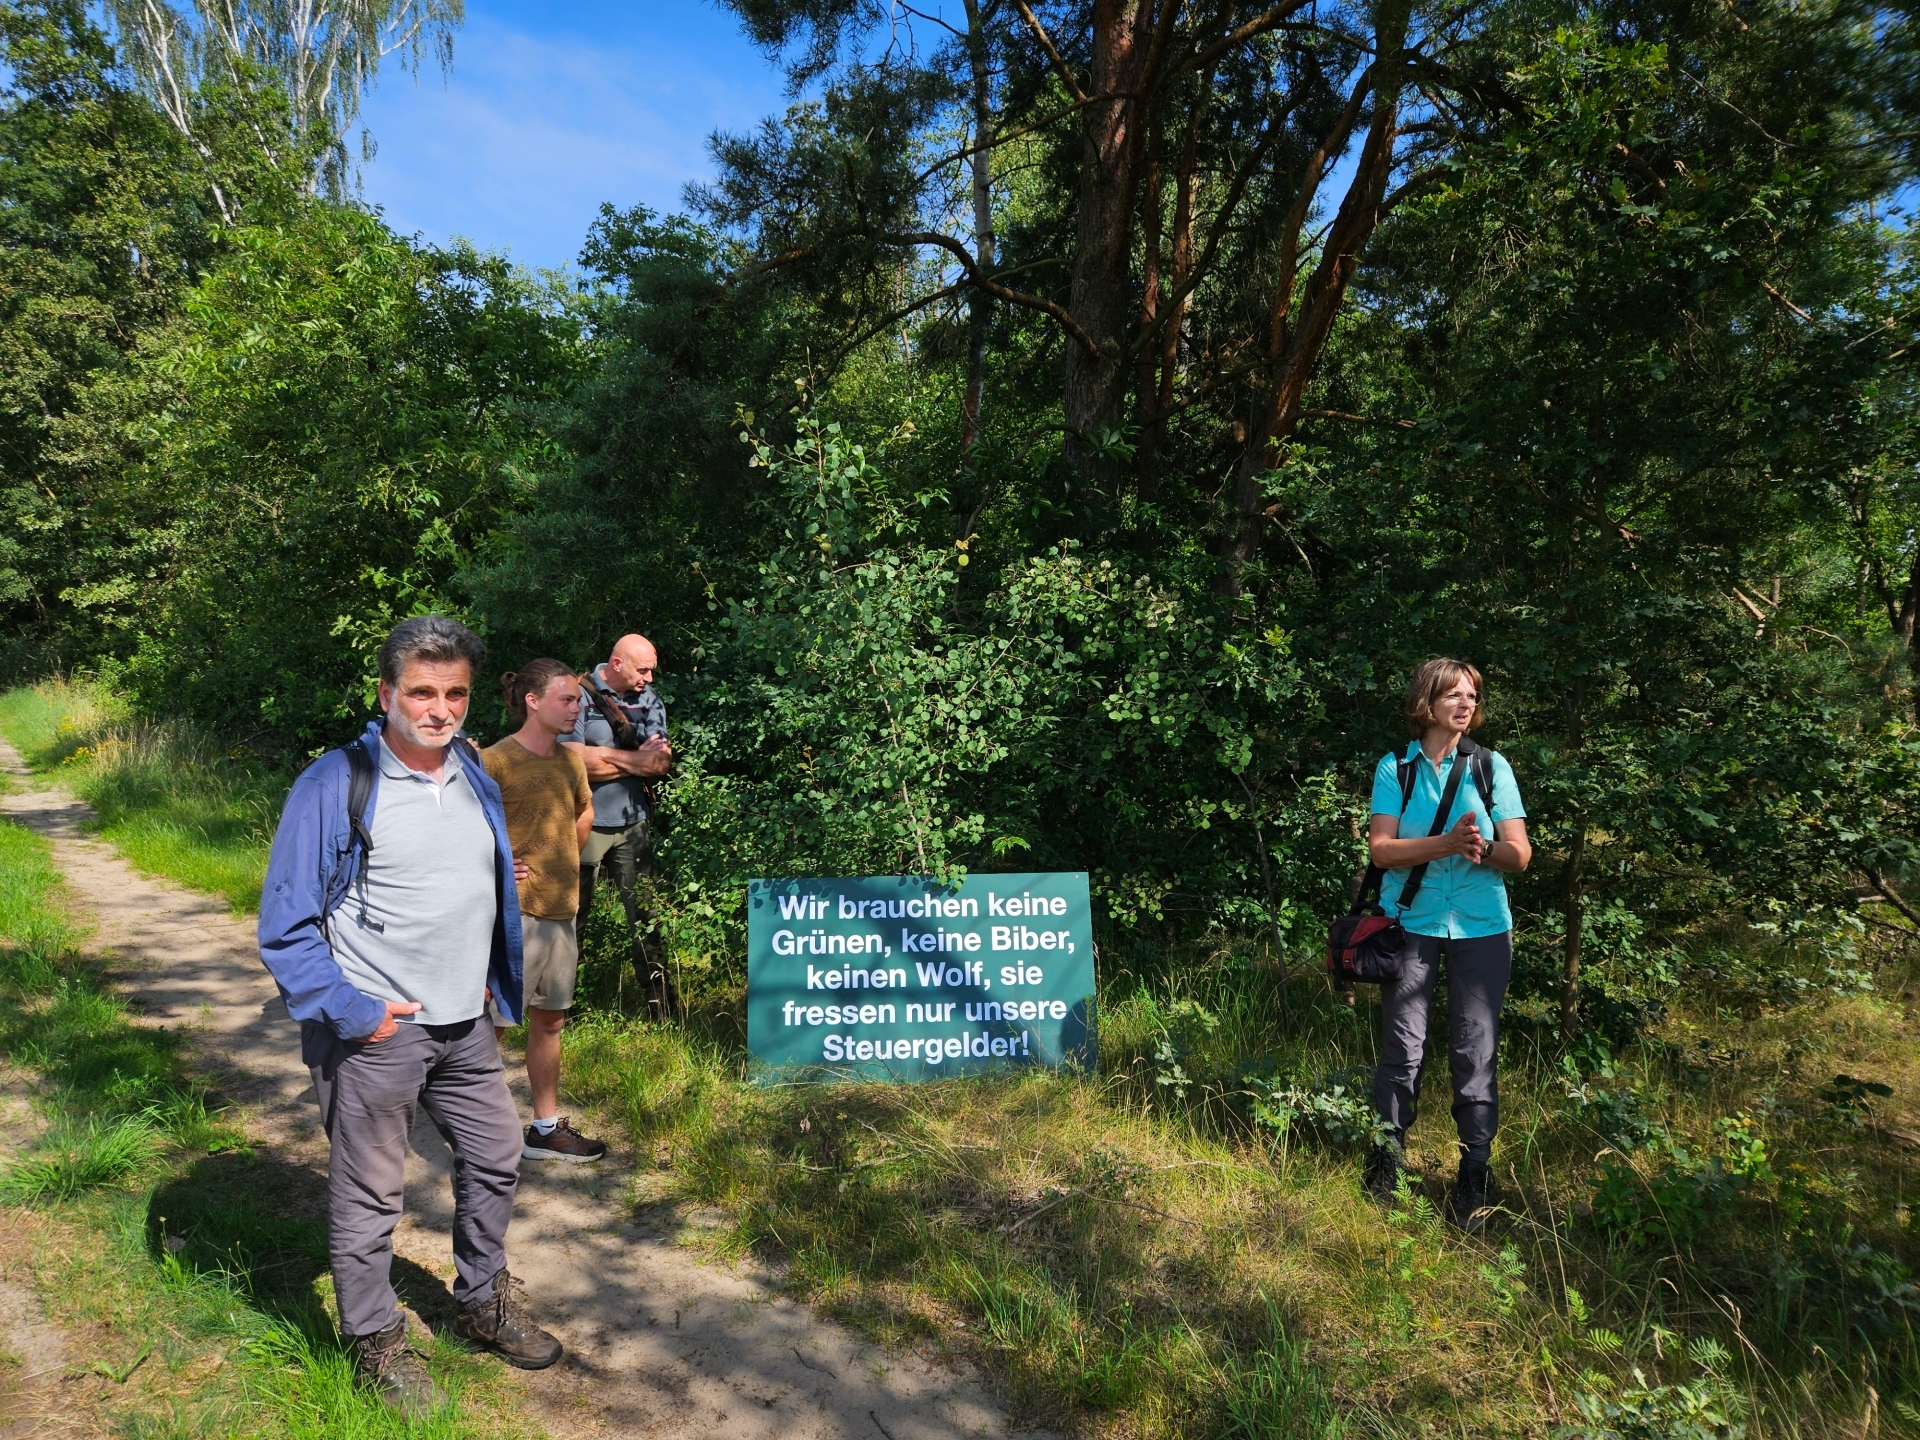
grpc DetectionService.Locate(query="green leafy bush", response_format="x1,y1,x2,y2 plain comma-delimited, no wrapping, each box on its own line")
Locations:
1559,1365,1748,1440
1588,1116,1773,1249
1251,1066,1391,1149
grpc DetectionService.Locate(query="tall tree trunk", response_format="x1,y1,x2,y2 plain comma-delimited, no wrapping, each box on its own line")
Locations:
1897,544,1920,718
1218,0,1411,591
1134,117,1165,476
1560,821,1586,1040
1062,0,1154,482
1138,101,1199,496
961,0,997,460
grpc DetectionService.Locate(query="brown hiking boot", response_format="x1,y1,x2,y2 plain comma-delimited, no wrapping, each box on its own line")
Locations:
347,1315,445,1417
452,1268,563,1370
521,1117,607,1164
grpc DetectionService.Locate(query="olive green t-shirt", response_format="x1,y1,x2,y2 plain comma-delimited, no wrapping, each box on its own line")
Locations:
481,737,592,919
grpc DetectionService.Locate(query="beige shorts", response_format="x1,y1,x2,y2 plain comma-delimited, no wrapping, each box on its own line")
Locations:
493,915,580,1022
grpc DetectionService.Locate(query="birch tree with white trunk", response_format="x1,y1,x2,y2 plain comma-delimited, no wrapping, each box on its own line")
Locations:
107,0,461,204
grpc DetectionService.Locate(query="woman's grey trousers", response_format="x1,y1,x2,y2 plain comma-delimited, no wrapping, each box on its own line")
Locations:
1372,930,1513,1164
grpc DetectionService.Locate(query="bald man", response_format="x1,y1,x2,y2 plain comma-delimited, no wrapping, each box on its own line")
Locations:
562,635,675,1021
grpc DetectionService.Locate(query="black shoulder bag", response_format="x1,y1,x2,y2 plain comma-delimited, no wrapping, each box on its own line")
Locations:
1327,739,1491,985
579,676,663,811
580,676,642,751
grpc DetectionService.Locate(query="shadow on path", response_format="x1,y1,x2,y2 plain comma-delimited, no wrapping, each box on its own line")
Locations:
0,743,1045,1439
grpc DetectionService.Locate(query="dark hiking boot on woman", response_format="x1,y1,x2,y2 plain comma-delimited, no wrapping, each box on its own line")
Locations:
522,1117,607,1164
1447,1156,1493,1233
1362,1140,1404,1202
348,1315,445,1417
452,1269,563,1370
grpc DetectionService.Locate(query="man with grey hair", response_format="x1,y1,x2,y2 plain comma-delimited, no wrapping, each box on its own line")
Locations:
259,616,562,1414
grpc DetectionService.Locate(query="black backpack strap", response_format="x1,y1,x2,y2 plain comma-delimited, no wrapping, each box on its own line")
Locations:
1351,748,1423,915
345,739,375,853
1458,734,1496,815
1392,751,1470,918
342,739,383,934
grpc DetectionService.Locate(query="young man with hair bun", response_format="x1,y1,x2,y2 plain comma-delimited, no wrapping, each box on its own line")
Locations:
484,659,606,1164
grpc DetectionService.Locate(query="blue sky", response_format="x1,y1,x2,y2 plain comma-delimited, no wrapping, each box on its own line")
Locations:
355,1,789,272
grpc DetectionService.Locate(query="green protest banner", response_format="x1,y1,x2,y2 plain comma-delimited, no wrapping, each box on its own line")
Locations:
745,872,1095,1080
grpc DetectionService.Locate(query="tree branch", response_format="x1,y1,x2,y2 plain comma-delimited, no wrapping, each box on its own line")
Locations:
1301,408,1416,428
718,247,814,288
1180,0,1321,76
1612,142,1669,201
913,92,1130,187
1379,162,1446,215
1762,280,1812,323
1010,0,1087,102
1866,868,1920,930
830,281,968,367
1126,94,1297,362
885,230,1101,356
1518,470,1641,544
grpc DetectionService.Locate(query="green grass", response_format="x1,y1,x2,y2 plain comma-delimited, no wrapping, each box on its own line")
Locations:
554,939,1920,1438
0,678,282,910
0,814,544,1438
8,679,1918,1436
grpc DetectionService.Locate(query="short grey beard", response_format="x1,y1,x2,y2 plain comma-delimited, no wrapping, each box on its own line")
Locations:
385,706,454,752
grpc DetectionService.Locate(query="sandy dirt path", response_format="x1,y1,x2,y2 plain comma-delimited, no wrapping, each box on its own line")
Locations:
0,741,1040,1440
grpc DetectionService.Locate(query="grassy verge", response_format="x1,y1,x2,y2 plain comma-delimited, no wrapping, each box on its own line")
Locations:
9,678,1916,1435
0,678,283,911
556,939,1920,1438
0,816,543,1438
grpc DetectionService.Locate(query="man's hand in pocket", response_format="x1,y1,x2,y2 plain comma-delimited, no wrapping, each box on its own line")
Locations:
364,1000,421,1042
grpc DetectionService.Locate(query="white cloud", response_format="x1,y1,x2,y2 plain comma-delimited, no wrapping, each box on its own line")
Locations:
356,3,785,270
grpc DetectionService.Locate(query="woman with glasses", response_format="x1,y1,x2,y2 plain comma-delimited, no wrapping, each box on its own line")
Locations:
1363,658,1531,1231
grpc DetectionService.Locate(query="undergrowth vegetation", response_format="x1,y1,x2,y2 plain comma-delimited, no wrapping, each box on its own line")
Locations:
0,815,538,1436
7,678,1920,1434
558,920,1920,1438
0,679,279,909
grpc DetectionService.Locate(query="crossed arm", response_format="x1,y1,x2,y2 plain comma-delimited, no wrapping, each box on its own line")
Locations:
561,735,671,783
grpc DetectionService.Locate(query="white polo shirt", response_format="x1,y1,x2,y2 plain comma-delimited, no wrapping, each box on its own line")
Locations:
327,737,498,1026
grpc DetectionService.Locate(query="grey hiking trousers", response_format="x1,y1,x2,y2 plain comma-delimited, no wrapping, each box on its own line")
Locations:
302,1017,522,1338
1372,930,1513,1164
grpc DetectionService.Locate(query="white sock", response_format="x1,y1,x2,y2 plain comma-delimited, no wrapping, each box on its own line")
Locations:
531,1115,558,1136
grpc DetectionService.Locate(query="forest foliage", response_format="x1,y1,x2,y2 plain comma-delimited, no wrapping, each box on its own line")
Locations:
1,0,1917,1038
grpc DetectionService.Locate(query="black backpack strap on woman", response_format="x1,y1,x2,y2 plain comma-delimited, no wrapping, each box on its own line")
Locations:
1327,747,1473,986
1456,734,1495,814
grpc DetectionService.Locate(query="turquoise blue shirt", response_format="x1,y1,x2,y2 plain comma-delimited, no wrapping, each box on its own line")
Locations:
1370,741,1526,939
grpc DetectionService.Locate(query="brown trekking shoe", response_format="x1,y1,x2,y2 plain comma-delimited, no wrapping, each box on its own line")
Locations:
347,1315,445,1417
522,1117,607,1164
452,1269,563,1370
